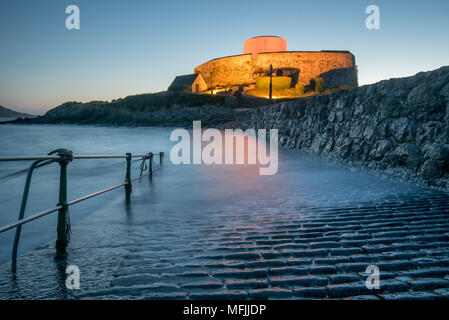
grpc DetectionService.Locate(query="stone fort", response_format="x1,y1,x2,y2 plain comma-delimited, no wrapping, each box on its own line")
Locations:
169,36,358,93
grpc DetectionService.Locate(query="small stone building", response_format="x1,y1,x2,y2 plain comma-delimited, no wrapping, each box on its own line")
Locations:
168,73,207,93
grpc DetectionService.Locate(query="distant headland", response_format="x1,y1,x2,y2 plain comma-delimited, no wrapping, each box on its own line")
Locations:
0,105,35,119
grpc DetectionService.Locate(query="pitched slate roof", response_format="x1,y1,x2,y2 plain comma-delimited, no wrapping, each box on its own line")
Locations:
168,74,199,90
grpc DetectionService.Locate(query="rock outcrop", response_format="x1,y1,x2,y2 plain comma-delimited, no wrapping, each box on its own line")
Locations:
13,91,235,128
0,105,35,119
241,66,449,190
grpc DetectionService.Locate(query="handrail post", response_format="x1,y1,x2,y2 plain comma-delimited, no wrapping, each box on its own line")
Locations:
149,153,153,179
125,153,132,197
160,152,164,165
11,159,49,273
55,150,73,259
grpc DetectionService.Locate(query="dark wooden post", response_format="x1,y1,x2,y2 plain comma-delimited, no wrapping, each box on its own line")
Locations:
125,153,132,198
269,64,273,102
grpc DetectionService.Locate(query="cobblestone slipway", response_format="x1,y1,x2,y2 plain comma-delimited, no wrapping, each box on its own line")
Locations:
1,158,448,300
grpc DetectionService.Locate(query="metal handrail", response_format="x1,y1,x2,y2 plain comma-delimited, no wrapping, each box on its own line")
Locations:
0,206,62,234
0,149,164,273
68,182,128,206
0,154,162,161
0,182,131,234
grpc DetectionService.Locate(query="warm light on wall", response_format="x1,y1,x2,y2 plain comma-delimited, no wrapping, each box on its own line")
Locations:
243,36,287,58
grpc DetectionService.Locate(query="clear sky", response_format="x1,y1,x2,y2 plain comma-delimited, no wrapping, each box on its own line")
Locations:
1,0,448,114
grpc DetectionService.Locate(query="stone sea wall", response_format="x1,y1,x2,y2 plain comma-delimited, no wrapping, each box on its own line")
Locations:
241,66,449,190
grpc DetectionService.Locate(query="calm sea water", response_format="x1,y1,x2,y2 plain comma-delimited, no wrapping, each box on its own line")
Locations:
0,124,426,264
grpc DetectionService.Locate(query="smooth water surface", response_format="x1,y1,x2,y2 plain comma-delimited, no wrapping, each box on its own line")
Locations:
0,124,426,264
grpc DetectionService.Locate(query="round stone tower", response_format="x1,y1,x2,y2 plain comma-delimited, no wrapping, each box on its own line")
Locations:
243,36,287,57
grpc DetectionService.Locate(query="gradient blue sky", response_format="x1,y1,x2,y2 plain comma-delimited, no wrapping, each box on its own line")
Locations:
1,0,448,114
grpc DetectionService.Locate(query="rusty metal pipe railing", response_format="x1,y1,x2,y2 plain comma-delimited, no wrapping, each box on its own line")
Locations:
0,153,163,162
0,149,164,273
0,206,62,234
11,158,58,272
0,181,132,234
68,182,128,206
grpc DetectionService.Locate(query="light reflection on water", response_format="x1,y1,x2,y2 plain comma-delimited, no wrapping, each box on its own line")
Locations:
0,124,427,264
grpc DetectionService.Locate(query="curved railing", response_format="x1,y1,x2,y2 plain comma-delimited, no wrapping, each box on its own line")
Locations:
0,149,164,273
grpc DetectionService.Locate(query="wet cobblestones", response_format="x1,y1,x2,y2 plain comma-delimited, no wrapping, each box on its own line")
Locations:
1,187,449,300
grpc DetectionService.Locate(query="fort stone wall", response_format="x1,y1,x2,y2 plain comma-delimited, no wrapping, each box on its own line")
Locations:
194,51,358,90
